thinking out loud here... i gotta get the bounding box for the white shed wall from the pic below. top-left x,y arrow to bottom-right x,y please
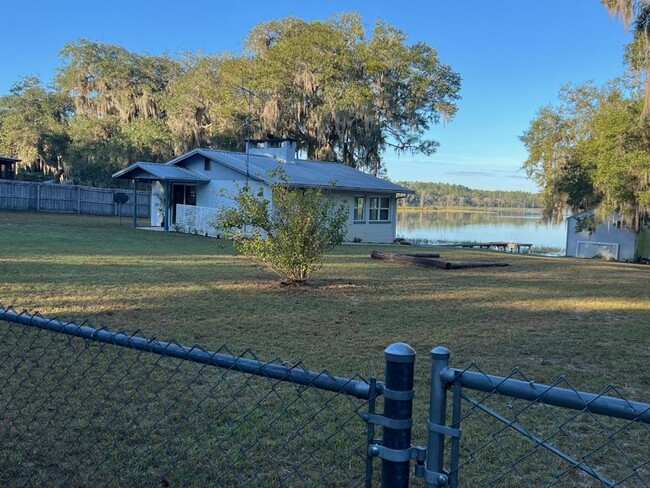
566,216 -> 637,260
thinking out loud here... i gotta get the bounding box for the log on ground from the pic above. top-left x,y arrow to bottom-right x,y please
448,261 -> 509,269
400,252 -> 440,258
371,250 -> 450,268
370,251 -> 508,270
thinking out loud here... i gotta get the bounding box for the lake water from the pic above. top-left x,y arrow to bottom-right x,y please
396,209 -> 567,251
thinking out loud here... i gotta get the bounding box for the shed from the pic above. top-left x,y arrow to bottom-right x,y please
566,213 -> 649,261
0,156 -> 20,180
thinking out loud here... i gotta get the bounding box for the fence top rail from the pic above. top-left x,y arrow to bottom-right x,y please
0,307 -> 379,400
441,366 -> 650,424
0,179 -> 150,194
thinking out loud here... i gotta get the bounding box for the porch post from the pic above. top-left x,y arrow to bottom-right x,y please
164,180 -> 170,231
132,179 -> 137,229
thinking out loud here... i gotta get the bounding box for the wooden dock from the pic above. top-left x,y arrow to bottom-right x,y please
454,241 -> 533,253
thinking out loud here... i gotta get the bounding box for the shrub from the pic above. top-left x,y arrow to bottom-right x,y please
218,181 -> 348,284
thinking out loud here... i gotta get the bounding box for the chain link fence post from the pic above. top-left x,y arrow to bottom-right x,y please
425,346 -> 452,487
380,342 -> 416,488
365,376 -> 378,488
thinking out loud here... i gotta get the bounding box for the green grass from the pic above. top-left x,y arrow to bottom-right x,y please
2,211 -> 646,383
1,211 -> 648,486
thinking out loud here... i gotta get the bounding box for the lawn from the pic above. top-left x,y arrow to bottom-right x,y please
1,210 -> 648,485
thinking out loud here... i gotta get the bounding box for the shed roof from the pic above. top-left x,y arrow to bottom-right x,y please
112,162 -> 211,182
168,148 -> 413,194
0,155 -> 20,165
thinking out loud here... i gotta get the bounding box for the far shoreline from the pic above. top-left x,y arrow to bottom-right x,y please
397,206 -> 542,213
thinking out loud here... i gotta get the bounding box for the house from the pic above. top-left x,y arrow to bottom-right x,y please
112,139 -> 413,243
0,156 -> 20,180
565,212 -> 650,261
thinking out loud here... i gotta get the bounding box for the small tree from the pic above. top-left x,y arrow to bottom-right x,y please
218,181 -> 348,284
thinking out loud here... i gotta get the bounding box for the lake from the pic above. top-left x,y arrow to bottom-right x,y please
396,209 -> 567,251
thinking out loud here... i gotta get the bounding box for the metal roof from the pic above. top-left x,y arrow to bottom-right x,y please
112,162 -> 210,182
169,148 -> 413,194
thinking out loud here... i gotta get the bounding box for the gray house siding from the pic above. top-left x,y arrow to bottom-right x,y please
134,144 -> 411,242
337,191 -> 398,243
174,190 -> 399,243
176,153 -> 266,208
171,150 -> 406,243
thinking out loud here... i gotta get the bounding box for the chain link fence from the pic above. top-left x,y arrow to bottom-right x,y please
1,307 -> 648,487
432,356 -> 650,488
0,307 -> 379,487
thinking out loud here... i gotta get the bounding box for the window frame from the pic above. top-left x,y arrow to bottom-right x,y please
368,196 -> 391,222
353,196 -> 365,222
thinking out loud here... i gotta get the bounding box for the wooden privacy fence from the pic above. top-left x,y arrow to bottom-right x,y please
0,179 -> 150,217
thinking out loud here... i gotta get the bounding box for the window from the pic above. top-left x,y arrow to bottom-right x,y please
353,196 -> 365,221
369,196 -> 390,221
204,157 -> 211,171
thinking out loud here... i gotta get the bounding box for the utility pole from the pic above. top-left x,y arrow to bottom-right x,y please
237,84 -> 256,186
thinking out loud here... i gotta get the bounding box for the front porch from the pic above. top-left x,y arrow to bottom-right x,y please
112,162 -> 209,230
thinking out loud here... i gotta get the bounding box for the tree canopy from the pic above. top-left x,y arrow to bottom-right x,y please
519,1 -> 650,231
245,14 -> 461,174
601,0 -> 650,118
0,14 -> 461,185
396,181 -> 540,209
521,81 -> 650,230
0,77 -> 71,176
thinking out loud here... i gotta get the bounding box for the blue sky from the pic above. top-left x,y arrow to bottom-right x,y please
0,0 -> 632,191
